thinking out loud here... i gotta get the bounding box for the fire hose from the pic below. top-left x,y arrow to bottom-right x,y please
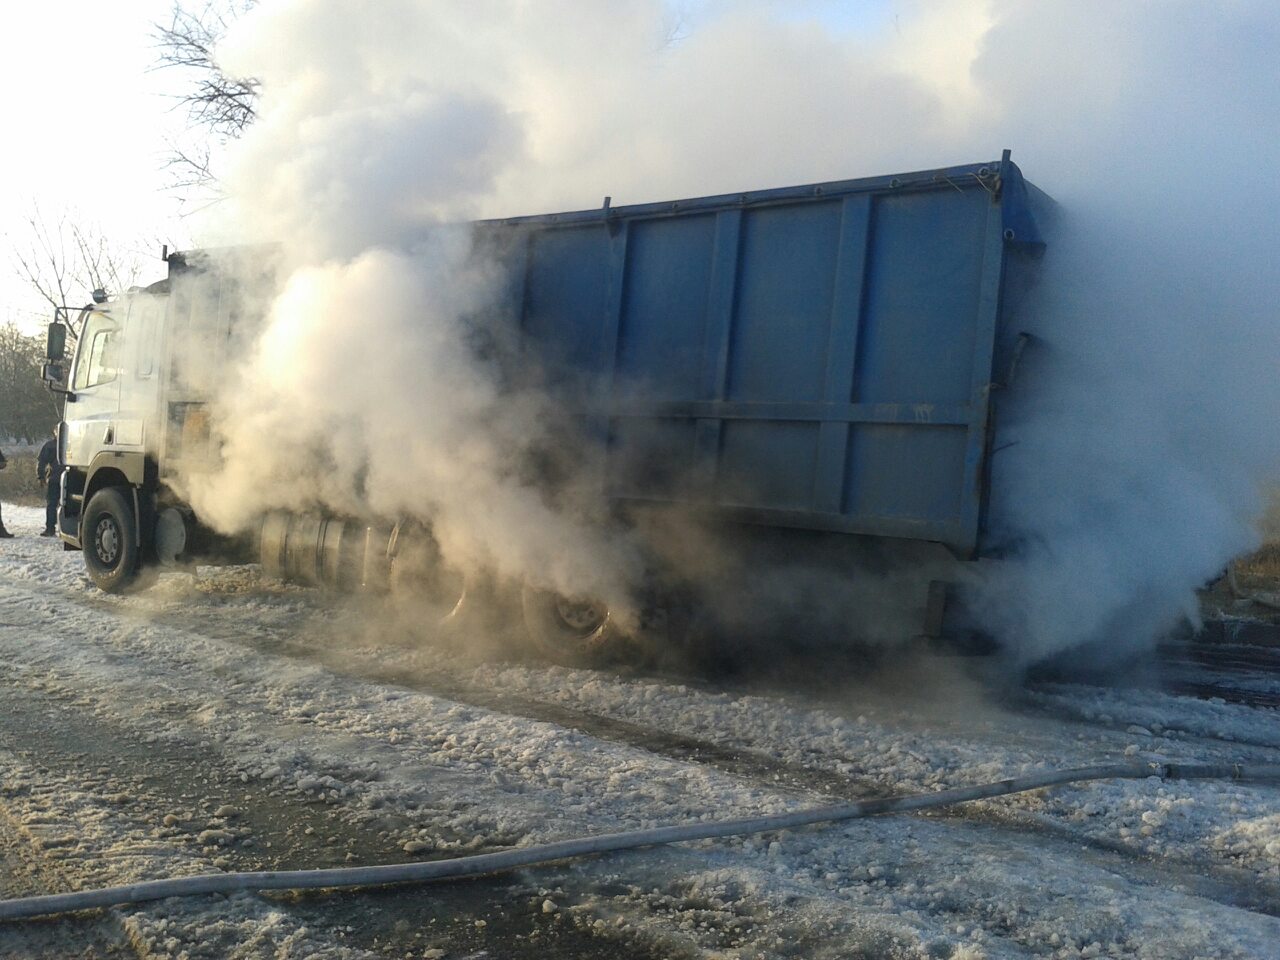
0,761 -> 1276,922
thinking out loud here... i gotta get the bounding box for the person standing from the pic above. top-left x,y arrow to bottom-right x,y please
37,429 -> 62,538
0,448 -> 12,538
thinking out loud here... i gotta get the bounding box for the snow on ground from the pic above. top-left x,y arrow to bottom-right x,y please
0,501 -> 1278,957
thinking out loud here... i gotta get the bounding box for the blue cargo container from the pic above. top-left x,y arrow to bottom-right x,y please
43,152 -> 1048,662
483,150 -> 1045,561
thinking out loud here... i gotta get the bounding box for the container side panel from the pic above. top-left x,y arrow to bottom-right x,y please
854,190 -> 989,405
605,418 -> 699,499
844,423 -> 968,522
496,161 -> 1027,552
717,420 -> 820,510
615,214 -> 716,401
812,195 -> 873,513
523,225 -> 611,386
726,202 -> 841,403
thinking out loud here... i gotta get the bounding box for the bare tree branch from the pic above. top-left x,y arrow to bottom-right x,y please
662,2 -> 692,47
0,322 -> 61,442
10,209 -> 159,340
152,1 -> 261,196
12,208 -> 74,319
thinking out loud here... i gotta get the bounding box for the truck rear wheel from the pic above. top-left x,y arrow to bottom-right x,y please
388,529 -> 468,624
83,488 -> 141,594
520,584 -> 618,666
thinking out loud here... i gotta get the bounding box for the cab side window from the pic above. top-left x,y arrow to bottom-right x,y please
73,315 -> 119,390
134,298 -> 159,378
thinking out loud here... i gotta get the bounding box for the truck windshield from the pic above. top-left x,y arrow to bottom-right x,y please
73,313 -> 119,391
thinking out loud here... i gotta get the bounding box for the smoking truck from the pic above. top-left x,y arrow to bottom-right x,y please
43,151 -> 1048,662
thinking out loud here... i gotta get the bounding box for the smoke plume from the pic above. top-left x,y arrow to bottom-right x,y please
185,0 -> 1280,663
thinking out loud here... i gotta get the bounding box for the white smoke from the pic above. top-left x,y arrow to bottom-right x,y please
184,236 -> 646,618
187,0 -> 1280,663
962,1 -> 1280,664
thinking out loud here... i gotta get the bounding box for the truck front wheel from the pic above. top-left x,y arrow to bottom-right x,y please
83,488 -> 140,593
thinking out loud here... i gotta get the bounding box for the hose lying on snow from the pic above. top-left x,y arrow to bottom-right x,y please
1,761 -> 1276,922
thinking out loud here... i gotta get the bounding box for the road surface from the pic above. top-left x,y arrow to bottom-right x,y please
0,505 -> 1277,958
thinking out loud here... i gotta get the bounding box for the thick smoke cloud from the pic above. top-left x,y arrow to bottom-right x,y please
188,0 -> 1280,663
184,237 -> 646,619
964,2 -> 1280,663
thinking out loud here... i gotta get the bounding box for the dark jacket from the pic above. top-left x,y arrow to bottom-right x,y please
37,439 -> 60,485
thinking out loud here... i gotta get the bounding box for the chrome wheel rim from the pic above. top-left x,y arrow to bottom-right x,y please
95,516 -> 120,567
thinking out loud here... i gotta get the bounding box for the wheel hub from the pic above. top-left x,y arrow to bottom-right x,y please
95,517 -> 120,566
554,596 -> 607,633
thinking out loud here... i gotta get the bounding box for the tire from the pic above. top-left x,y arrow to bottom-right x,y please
82,488 -> 141,594
520,583 -> 619,667
388,529 -> 468,625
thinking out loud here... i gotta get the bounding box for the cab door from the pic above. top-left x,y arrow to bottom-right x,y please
64,310 -> 122,468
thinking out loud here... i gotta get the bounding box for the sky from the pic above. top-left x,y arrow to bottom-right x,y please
0,0 -> 894,335
0,1 -> 195,332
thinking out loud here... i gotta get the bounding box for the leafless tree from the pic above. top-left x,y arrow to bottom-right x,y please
152,1 -> 261,201
0,323 -> 60,443
11,209 -> 77,330
10,207 -> 156,341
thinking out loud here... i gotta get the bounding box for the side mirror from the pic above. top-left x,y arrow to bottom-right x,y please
42,361 -> 66,384
47,322 -> 67,361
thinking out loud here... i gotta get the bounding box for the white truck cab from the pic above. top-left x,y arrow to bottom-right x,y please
43,254 -> 254,592
62,291 -> 165,471
45,283 -> 172,589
